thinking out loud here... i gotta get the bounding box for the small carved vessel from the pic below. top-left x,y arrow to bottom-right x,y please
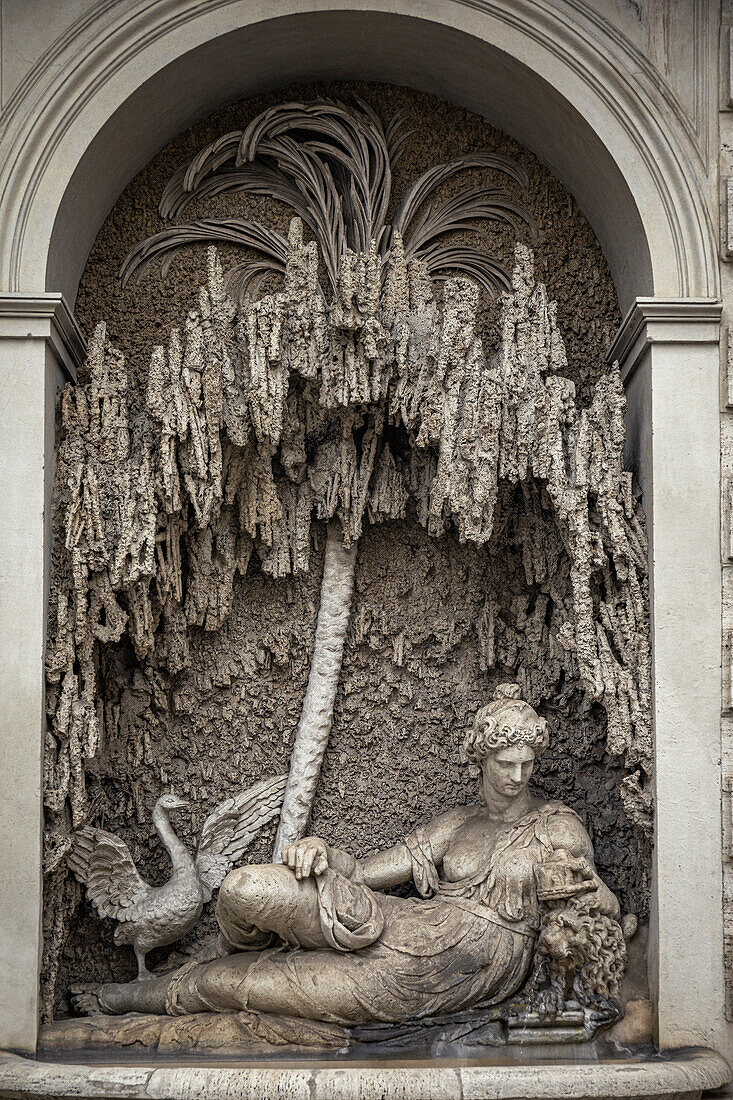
68,775 -> 287,979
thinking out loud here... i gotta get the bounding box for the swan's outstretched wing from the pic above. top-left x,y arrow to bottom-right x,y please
195,774 -> 287,899
68,827 -> 150,921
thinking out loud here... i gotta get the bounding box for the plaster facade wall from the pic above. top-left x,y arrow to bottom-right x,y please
717,3 -> 733,1032
0,0 -> 730,1070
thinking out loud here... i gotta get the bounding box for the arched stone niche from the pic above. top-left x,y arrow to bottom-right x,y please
51,78 -> 641,1005
0,0 -> 725,1077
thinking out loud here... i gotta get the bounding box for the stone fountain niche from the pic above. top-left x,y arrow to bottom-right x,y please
29,82 -> 719,1098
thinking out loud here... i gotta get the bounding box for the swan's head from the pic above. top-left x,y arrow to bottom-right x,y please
156,793 -> 189,814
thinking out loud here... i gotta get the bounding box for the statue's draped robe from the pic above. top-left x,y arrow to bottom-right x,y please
167,802 -> 583,1023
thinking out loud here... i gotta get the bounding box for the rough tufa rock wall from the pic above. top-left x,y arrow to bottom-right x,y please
46,85 -> 648,1018
47,237 -> 650,1015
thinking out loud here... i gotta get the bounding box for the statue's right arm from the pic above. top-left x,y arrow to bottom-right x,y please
349,843 -> 413,889
280,834 -> 414,887
350,806 -> 470,890
282,808 -> 468,888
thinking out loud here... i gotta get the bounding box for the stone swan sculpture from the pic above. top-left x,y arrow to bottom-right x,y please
68,775 -> 287,980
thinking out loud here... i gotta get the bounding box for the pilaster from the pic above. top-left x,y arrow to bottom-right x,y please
609,296 -> 725,1050
0,295 -> 83,1052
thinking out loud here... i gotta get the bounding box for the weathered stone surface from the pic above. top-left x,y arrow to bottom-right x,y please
39,1011 -> 347,1054
60,688 -> 629,1041
44,88 -> 649,1026
0,1048 -> 729,1100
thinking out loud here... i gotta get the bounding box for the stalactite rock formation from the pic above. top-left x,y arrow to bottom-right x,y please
44,225 -> 651,1018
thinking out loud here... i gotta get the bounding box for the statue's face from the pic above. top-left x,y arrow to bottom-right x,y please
481,743 -> 536,800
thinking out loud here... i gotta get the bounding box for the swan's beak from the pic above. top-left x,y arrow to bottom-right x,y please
170,797 -> 189,810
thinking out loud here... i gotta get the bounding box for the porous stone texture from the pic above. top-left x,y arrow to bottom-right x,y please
45,83 -> 649,1022
74,82 -> 619,401
0,1048 -> 729,1100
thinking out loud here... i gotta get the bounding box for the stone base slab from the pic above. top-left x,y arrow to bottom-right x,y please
0,1045 -> 729,1099
37,1004 -> 636,1056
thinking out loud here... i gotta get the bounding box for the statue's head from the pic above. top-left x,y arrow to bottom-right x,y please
463,683 -> 549,802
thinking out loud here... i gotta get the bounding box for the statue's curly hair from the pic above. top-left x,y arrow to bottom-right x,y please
462,683 -> 550,764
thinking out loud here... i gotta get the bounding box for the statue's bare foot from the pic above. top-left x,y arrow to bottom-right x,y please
69,985 -> 105,1017
70,980 -> 144,1016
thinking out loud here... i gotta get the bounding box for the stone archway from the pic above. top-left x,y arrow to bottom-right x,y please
0,0 -> 724,1059
0,2 -> 720,306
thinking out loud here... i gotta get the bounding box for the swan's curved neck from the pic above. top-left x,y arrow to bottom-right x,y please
152,806 -> 190,868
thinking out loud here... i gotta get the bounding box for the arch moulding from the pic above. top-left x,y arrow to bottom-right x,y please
0,0 -> 721,311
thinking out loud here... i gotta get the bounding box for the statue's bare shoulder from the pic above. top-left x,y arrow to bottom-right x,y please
421,803 -> 483,853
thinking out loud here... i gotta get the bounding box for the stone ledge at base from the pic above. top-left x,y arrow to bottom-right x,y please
0,1046 -> 729,1100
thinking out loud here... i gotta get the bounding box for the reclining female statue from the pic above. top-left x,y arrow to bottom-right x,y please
79,684 -> 620,1022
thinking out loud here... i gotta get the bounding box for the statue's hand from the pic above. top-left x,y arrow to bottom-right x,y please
563,854 -> 604,907
566,855 -> 596,886
566,855 -> 620,917
281,837 -> 330,879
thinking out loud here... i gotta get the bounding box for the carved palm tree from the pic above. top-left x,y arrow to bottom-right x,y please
122,99 -> 532,299
121,99 -> 536,857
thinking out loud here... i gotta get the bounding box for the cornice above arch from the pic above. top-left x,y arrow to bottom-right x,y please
0,0 -> 720,310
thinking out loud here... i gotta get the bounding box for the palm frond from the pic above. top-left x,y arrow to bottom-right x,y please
159,162 -> 190,220
385,109 -> 414,169
183,131 -> 243,195
418,244 -> 513,297
392,152 -> 531,239
224,260 -> 288,306
236,100 -> 333,162
157,131 -> 244,218
257,136 -> 345,289
122,101 -> 534,303
159,132 -> 247,219
403,188 -> 537,259
160,164 -> 307,222
120,219 -> 288,287
351,96 -> 392,241
237,100 -> 392,259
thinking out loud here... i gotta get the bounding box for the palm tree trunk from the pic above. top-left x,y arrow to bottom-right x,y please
273,523 -> 357,859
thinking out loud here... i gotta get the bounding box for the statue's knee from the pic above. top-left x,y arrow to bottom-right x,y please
217,864 -> 290,921
219,865 -> 260,914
